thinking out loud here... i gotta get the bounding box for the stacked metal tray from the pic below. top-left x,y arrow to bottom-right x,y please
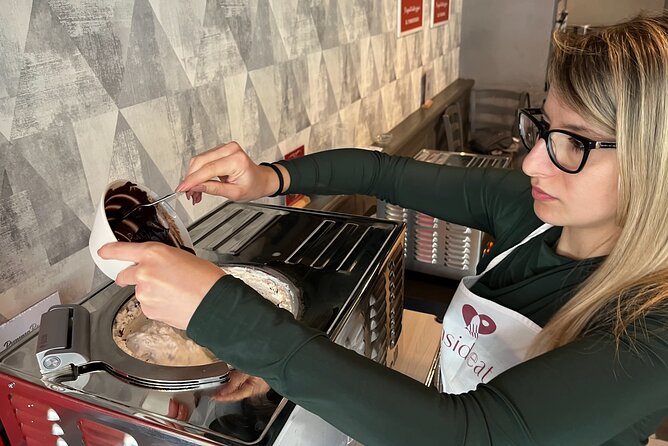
377,149 -> 511,280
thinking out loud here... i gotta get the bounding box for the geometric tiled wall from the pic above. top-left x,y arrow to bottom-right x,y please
0,0 -> 461,320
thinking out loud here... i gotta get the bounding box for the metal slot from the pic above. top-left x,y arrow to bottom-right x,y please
370,313 -> 386,333
444,243 -> 471,253
391,303 -> 404,327
210,211 -> 263,251
390,274 -> 405,299
414,246 -> 437,255
414,230 -> 438,239
376,347 -> 388,365
370,324 -> 387,345
296,223 -> 344,267
444,258 -> 470,268
414,255 -> 436,264
444,248 -> 470,258
444,224 -> 472,234
390,288 -> 404,317
191,208 -> 243,244
389,248 -> 404,270
474,158 -> 492,168
383,203 -> 406,222
369,277 -> 386,306
310,223 -> 360,269
444,247 -> 470,257
198,209 -> 256,250
443,238 -> 471,251
444,250 -> 471,259
444,234 -> 471,242
370,298 -> 387,322
444,240 -> 470,249
336,227 -> 374,272
214,212 -> 278,255
285,220 -> 336,264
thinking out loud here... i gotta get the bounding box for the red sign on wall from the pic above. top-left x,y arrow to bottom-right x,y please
284,145 -> 305,207
432,0 -> 450,27
398,0 -> 424,37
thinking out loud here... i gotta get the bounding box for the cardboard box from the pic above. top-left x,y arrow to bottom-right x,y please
0,291 -> 61,352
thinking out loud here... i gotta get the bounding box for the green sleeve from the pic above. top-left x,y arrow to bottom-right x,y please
188,276 -> 668,446
277,149 -> 538,237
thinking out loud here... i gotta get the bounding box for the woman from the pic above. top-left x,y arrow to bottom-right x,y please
99,13 -> 668,445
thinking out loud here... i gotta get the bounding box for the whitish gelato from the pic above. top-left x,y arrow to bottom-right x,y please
222,266 -> 297,316
112,298 -> 216,366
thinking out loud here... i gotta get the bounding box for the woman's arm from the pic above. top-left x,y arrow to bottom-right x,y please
188,276 -> 668,446
176,144 -> 536,238
279,149 -> 535,236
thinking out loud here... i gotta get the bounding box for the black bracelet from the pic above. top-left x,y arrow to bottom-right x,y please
259,162 -> 284,197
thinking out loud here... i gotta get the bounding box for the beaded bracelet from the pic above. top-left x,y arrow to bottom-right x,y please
259,162 -> 284,197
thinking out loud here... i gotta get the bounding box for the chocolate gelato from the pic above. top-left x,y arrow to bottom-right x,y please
104,182 -> 193,254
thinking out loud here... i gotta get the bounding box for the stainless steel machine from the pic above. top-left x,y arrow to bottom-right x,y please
0,201 -> 405,446
377,149 -> 511,280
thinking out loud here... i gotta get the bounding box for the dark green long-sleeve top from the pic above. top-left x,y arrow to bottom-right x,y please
187,149 -> 668,446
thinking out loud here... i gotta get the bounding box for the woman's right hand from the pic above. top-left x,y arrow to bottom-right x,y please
175,142 -> 288,204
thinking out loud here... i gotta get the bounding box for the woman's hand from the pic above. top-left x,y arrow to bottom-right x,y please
176,141 -> 289,204
211,370 -> 271,402
97,242 -> 225,330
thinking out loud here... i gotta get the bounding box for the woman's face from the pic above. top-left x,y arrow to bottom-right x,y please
521,90 -> 619,231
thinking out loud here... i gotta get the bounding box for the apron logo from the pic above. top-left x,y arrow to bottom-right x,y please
462,304 -> 496,338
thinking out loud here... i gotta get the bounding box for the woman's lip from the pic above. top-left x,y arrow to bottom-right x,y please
531,186 -> 556,201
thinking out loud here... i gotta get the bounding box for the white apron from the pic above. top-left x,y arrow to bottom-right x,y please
439,223 -> 552,394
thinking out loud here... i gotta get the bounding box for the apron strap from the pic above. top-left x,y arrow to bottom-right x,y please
480,223 -> 553,275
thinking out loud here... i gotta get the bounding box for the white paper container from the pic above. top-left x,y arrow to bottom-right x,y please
89,180 -> 193,281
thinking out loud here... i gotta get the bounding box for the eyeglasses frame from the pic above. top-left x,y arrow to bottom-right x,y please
518,107 -> 617,173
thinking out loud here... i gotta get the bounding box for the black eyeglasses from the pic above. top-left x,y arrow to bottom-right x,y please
518,108 -> 616,173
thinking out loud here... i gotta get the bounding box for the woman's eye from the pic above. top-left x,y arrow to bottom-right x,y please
567,137 -> 586,152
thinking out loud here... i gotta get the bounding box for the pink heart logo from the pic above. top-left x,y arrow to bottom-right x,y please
462,304 -> 496,338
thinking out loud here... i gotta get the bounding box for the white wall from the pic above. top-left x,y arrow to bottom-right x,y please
459,0 -> 556,103
568,0 -> 665,26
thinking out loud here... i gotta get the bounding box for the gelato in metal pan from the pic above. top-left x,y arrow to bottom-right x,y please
112,265 -> 299,367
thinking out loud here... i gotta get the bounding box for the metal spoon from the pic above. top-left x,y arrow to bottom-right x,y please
121,192 -> 180,219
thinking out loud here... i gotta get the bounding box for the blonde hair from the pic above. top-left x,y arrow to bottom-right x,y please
531,12 -> 668,354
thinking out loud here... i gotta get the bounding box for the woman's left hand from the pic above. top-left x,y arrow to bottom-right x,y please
97,242 -> 225,330
211,370 -> 271,402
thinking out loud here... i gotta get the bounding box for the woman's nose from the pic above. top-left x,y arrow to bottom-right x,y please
522,138 -> 557,177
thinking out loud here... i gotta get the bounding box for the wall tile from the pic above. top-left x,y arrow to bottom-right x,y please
0,0 -> 461,319
270,0 -> 321,58
73,109 -> 119,208
48,0 -> 134,101
12,0 -> 117,140
0,1 -> 32,139
149,0 -> 207,86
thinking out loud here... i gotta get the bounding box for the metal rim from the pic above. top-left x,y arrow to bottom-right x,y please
89,263 -> 302,390
91,290 -> 229,389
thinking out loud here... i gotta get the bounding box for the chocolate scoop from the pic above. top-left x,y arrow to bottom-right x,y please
105,182 -> 194,254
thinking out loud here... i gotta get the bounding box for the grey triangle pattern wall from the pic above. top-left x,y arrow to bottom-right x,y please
0,0 -> 461,320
